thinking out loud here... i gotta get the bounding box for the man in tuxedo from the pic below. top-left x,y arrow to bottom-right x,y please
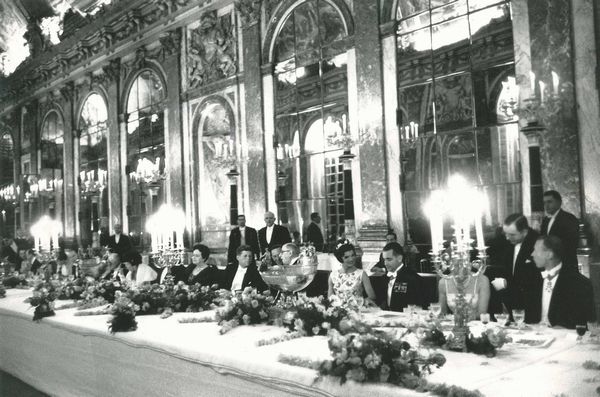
540,190 -> 579,271
106,224 -> 132,257
227,214 -> 259,264
305,212 -> 324,252
258,211 -> 291,254
530,235 -> 595,328
490,214 -> 541,322
373,242 -> 426,311
223,245 -> 268,292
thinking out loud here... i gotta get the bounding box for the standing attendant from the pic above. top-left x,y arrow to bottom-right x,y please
258,211 -> 291,254
490,214 -> 541,322
227,214 -> 260,264
305,212 -> 324,252
106,224 -> 132,257
540,190 -> 579,271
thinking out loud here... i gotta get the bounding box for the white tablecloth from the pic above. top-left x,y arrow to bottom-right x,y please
0,289 -> 598,397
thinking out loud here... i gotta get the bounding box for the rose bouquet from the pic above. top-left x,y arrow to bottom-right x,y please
274,295 -> 353,337
126,283 -> 169,315
186,283 -> 220,312
107,292 -> 139,333
80,280 -> 123,303
215,287 -> 275,334
462,323 -> 512,357
25,280 -> 59,321
56,277 -> 86,300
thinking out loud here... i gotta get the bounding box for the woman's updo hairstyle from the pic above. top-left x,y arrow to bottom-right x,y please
333,239 -> 355,263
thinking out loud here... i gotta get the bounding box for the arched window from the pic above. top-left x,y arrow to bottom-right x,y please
0,133 -> 15,237
78,93 -> 108,248
396,0 -> 521,257
40,111 -> 64,220
125,70 -> 166,248
273,0 -> 349,251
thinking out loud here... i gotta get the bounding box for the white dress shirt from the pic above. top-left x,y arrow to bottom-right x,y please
114,234 -> 121,244
546,210 -> 560,234
231,266 -> 248,291
266,225 -> 274,244
541,264 -> 562,324
387,264 -> 404,306
512,242 -> 522,275
239,227 -> 246,245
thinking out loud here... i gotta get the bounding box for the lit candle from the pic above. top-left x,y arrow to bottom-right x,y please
551,71 -> 559,95
539,81 -> 546,103
432,102 -> 437,135
414,123 -> 419,138
529,71 -> 536,93
475,215 -> 484,249
409,121 -> 415,139
404,126 -> 410,140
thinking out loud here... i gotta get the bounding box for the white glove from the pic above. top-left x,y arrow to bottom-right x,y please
491,278 -> 507,291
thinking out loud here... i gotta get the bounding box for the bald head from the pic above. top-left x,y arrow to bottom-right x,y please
264,212 -> 275,227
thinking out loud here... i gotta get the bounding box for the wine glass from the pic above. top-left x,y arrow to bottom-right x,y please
480,313 -> 490,324
496,312 -> 509,326
576,324 -> 587,343
513,309 -> 525,330
429,303 -> 441,319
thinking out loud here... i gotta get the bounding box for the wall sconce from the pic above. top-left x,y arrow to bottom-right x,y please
0,184 -> 18,203
80,168 -> 107,193
515,70 -> 568,127
129,157 -> 165,184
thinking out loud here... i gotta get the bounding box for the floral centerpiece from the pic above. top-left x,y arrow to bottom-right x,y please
25,281 -> 58,321
320,325 -> 446,388
2,272 -> 29,288
215,287 -> 275,334
108,292 -> 139,333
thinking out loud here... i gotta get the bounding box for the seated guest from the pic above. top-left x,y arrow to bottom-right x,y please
1,238 -> 22,270
371,230 -> 398,275
374,242 -> 426,311
438,268 -> 490,321
328,241 -> 376,306
120,251 -> 154,287
279,243 -> 301,266
223,245 -> 268,292
98,252 -> 121,280
25,249 -> 43,275
530,235 -> 596,328
187,244 -> 220,286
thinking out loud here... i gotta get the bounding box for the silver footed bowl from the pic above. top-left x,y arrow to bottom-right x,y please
260,263 -> 318,293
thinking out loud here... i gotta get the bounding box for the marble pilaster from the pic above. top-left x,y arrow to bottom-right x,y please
104,62 -> 122,231
381,33 -> 404,240
352,0 -> 387,229
241,21 -> 267,224
59,83 -> 76,242
572,0 -> 600,251
510,0 -> 534,218
528,0 -> 581,216
162,30 -> 185,211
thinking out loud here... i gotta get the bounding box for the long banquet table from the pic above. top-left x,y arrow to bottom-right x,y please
1,288 -> 599,397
